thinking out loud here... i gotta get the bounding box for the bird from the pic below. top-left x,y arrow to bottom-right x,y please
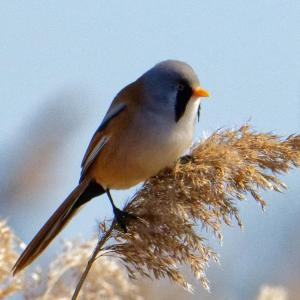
12,60 -> 209,275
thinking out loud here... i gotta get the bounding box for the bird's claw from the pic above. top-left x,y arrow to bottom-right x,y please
179,154 -> 195,164
113,207 -> 137,233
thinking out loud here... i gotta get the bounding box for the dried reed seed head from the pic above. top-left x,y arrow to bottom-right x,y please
0,220 -> 24,299
98,125 -> 300,291
0,223 -> 142,299
256,285 -> 288,300
31,240 -> 143,300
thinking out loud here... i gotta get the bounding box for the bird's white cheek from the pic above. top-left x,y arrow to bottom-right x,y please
181,99 -> 200,124
192,98 -> 201,108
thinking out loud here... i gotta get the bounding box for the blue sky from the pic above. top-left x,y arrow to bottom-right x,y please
1,1 -> 299,299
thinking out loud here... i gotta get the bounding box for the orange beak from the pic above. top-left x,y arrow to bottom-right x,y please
193,87 -> 210,98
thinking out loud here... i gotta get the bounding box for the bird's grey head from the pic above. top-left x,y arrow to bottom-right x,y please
140,60 -> 204,122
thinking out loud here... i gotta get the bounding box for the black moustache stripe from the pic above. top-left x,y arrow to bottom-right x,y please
175,85 -> 193,122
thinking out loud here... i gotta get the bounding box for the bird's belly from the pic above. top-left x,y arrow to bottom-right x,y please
91,124 -> 193,190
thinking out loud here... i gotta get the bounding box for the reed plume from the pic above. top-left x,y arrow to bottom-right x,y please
72,125 -> 300,298
0,220 -> 24,299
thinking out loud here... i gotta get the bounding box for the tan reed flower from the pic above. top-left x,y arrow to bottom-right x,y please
0,220 -> 24,299
256,285 -> 288,300
89,125 -> 300,293
30,240 -> 143,300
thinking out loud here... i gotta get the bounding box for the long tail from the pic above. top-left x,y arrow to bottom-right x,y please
12,179 -> 105,275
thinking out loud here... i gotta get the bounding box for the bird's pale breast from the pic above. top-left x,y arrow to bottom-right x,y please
90,100 -> 198,189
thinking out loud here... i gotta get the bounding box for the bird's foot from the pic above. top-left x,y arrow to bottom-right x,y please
179,154 -> 195,164
113,207 -> 137,233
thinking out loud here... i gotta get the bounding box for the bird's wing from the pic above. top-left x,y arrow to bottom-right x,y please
80,101 -> 127,178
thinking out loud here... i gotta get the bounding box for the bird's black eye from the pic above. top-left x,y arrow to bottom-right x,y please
177,83 -> 185,91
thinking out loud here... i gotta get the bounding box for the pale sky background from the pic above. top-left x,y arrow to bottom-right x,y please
0,1 -> 300,300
